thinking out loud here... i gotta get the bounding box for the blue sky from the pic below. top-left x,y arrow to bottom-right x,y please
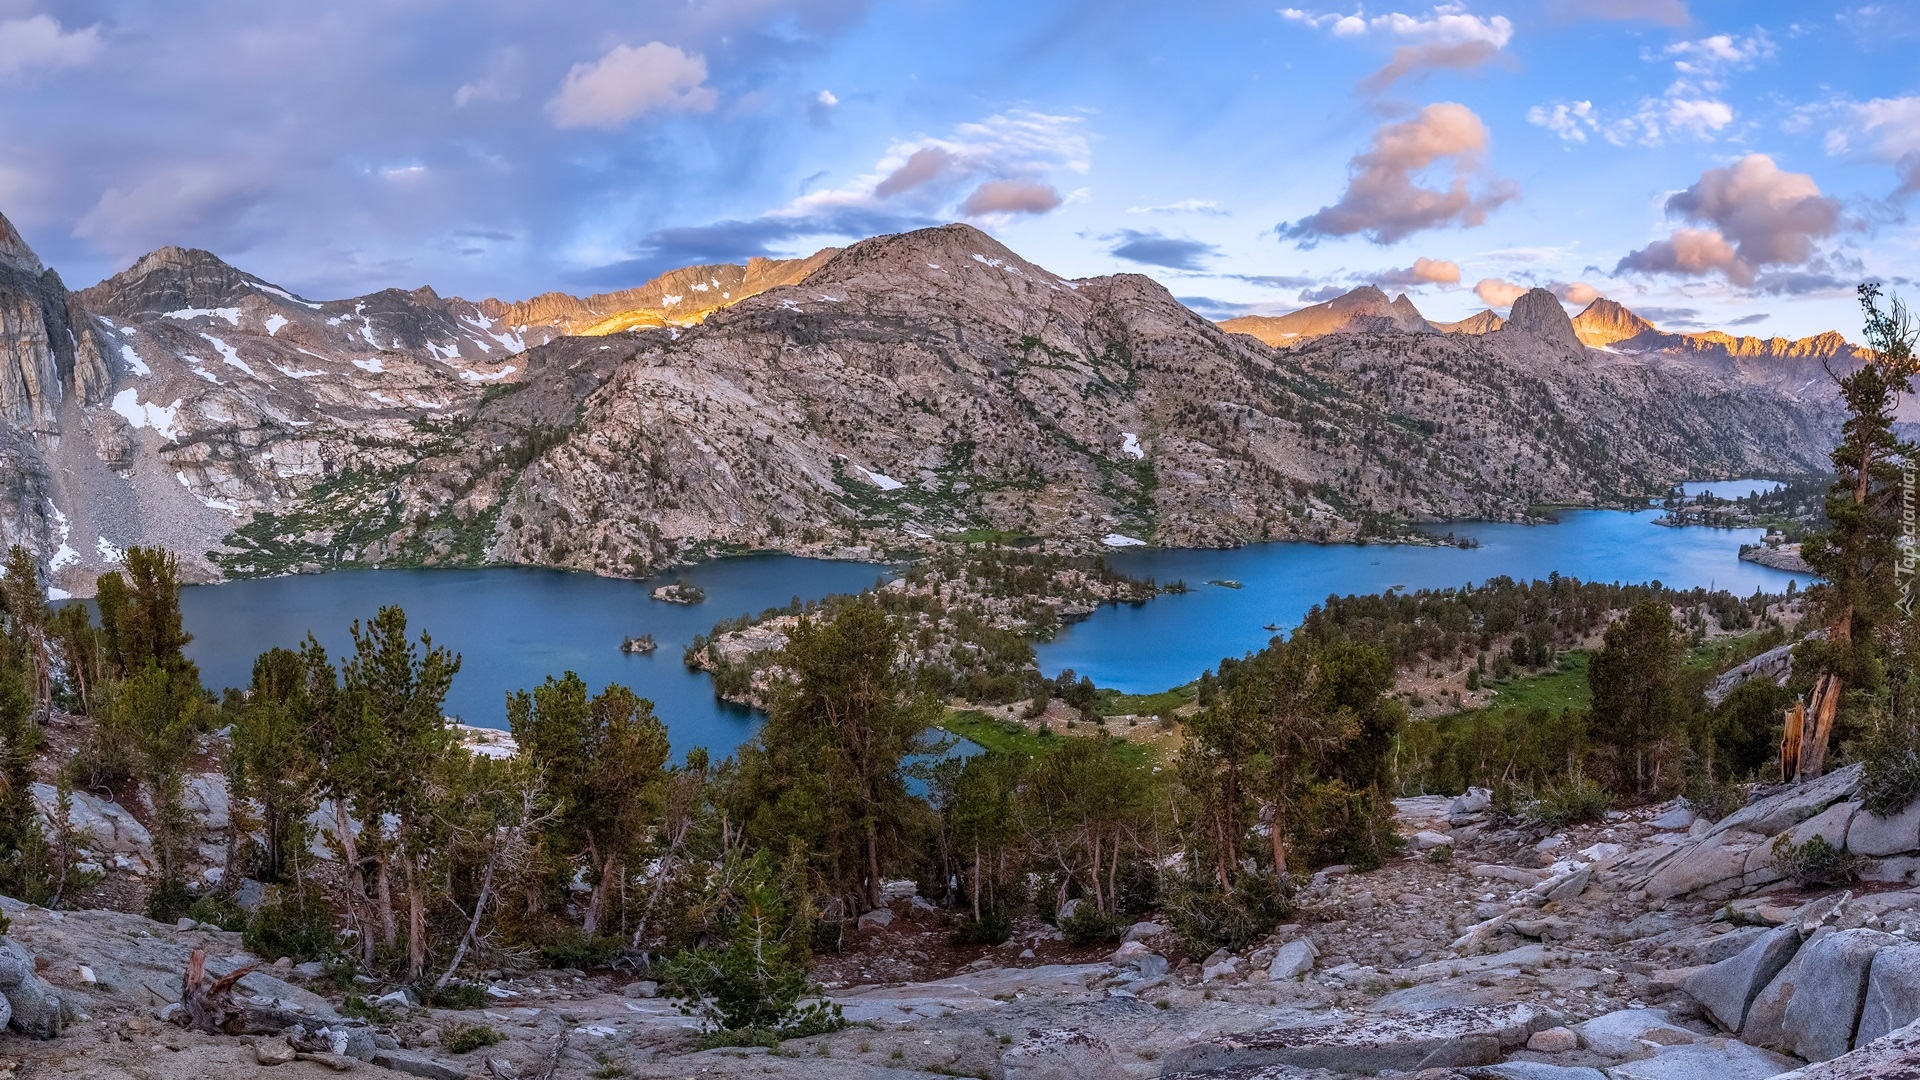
1,0 -> 1915,338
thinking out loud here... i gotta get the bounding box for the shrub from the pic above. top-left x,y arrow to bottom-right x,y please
541,929 -> 625,971
244,885 -> 339,963
145,878 -> 194,924
1163,870 -> 1293,957
1859,706 -> 1920,818
186,894 -> 248,932
1059,902 -> 1124,947
948,911 -> 1012,947
1685,776 -> 1748,824
421,981 -> 488,1010
1528,774 -> 1611,830
441,1021 -> 504,1054
1769,834 -> 1869,887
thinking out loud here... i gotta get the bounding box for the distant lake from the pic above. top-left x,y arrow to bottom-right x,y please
179,494 -> 1811,749
1034,507 -> 1809,695
1682,478 -> 1785,499
182,556 -> 890,756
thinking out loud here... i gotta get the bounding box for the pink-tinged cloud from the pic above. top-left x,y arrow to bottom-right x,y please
1545,0 -> 1689,27
1282,103 -> 1519,245
547,42 -> 716,129
1554,281 -> 1601,305
874,147 -> 957,198
1378,256 -> 1461,286
1359,40 -> 1505,93
959,179 -> 1062,216
1474,278 -> 1528,307
1614,154 -> 1840,287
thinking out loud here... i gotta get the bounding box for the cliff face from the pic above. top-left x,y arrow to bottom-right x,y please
1571,297 -> 1657,348
1499,288 -> 1584,355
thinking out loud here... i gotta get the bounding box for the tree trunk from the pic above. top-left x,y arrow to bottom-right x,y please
584,851 -> 618,937
375,852 -> 398,949
866,821 -> 882,910
1800,671 -> 1844,780
1781,700 -> 1806,781
403,854 -> 426,982
971,846 -> 982,921
1269,802 -> 1290,887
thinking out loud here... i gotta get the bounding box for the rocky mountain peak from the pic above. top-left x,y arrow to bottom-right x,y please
1500,288 -> 1584,352
1435,309 -> 1505,335
78,244 -> 294,319
1218,284 -> 1437,345
1572,297 -> 1656,348
0,210 -> 44,275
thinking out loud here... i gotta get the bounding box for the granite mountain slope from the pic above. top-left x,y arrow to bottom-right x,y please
0,214 -> 1854,592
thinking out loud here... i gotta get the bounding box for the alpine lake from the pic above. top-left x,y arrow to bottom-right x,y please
180,480 -> 1804,757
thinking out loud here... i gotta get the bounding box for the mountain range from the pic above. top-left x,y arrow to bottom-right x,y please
0,209 -> 1859,595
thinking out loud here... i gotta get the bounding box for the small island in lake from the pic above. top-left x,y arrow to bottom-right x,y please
652,580 -> 707,605
622,633 -> 658,654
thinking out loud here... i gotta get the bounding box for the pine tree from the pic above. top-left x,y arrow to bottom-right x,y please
1587,600 -> 1684,798
733,600 -> 937,911
507,673 -> 670,937
1796,285 -> 1920,779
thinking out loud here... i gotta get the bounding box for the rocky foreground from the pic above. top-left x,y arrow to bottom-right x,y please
9,766 -> 1920,1078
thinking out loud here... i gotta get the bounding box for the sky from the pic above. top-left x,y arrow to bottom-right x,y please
1,0 -> 1917,339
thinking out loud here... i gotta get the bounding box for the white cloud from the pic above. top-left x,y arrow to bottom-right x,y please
0,15 -> 102,79
1473,278 -> 1528,307
1528,100 -> 1596,143
1281,102 -> 1519,244
816,89 -> 839,107
1616,154 -> 1842,287
546,42 -> 717,129
1281,6 -> 1514,91
1126,199 -> 1226,214
1825,96 -> 1920,195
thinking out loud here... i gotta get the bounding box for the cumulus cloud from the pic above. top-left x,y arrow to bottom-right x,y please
959,179 -> 1062,216
1299,284 -> 1349,303
453,47 -> 525,107
0,15 -> 102,79
1615,154 -> 1841,287
1528,30 -> 1762,147
1554,281 -> 1601,306
1375,256 -> 1461,286
546,42 -> 717,129
1473,277 -> 1528,307
1543,0 -> 1689,26
1282,6 -> 1514,92
1280,102 -> 1518,245
1107,230 -> 1218,270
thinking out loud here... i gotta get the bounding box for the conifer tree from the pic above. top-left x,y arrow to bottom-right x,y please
1796,285 -> 1919,778
1587,600 -> 1685,797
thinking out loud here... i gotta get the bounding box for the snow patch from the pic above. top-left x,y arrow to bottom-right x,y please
164,307 -> 242,325
46,587 -> 70,601
1103,533 -> 1147,547
176,471 -> 242,513
971,253 -> 1003,268
368,391 -> 398,405
95,537 -> 125,564
263,314 -> 289,336
199,334 -> 255,375
851,464 -> 905,491
111,389 -> 183,440
426,340 -> 461,362
47,504 -> 78,571
458,366 -> 515,383
352,357 -> 385,373
272,364 -> 325,379
247,281 -> 320,308
1120,432 -> 1144,459
117,344 -> 150,377
926,263 -> 941,269
662,293 -> 682,305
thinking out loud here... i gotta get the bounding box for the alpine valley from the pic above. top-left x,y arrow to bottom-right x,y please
0,209 -> 1864,595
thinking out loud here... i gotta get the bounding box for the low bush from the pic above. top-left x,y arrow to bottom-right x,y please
1163,870 -> 1293,957
948,911 -> 1012,947
1769,834 -> 1869,887
243,885 -> 339,963
1059,902 -> 1124,947
441,1021 -> 504,1054
1527,774 -> 1611,830
421,981 -> 488,1010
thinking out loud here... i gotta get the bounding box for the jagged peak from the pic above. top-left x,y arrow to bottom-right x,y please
1500,288 -> 1583,352
0,209 -> 45,275
1436,309 -> 1505,334
1572,297 -> 1656,347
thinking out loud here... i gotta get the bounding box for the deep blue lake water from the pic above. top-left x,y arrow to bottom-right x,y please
1033,508 -> 1810,695
179,499 -> 1811,749
182,556 -> 890,756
